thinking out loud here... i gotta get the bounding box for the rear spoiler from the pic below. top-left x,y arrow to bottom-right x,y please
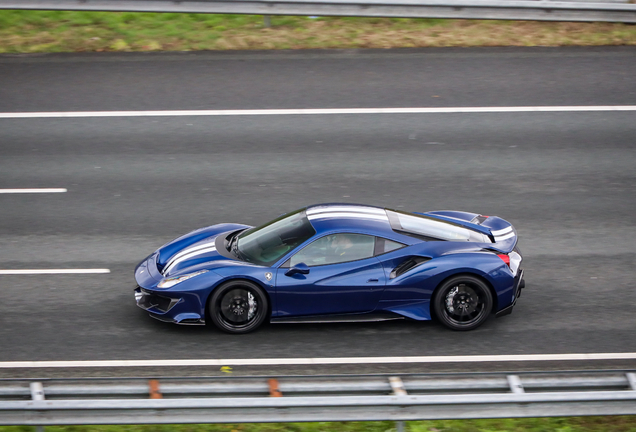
478,215 -> 518,253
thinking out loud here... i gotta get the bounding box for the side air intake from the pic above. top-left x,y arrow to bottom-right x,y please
390,256 -> 431,279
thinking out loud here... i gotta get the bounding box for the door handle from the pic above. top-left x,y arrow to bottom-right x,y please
367,278 -> 379,283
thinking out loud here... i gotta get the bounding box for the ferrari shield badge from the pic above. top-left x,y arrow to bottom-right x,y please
265,272 -> 273,281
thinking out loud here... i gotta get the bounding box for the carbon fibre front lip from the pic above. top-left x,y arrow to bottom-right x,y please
148,312 -> 205,325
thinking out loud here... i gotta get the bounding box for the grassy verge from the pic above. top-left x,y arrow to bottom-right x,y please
3,417 -> 636,432
1,10 -> 636,53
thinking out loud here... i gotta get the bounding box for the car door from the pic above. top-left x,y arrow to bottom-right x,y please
275,233 -> 386,317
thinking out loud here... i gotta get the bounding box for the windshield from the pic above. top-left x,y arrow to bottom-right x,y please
236,209 -> 316,266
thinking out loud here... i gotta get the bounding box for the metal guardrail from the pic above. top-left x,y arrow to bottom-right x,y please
1,0 -> 636,23
1,370 -> 636,424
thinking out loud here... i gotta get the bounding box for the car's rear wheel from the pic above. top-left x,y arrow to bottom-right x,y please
432,275 -> 493,331
209,280 -> 268,334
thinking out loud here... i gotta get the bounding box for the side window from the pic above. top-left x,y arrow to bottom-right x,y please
289,233 -> 376,267
374,237 -> 406,255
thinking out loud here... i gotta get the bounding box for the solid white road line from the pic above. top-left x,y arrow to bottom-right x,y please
0,269 -> 110,275
1,106 -> 636,119
1,353 -> 636,368
0,188 -> 67,193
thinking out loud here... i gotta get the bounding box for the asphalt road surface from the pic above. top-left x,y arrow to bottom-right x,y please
1,47 -> 635,377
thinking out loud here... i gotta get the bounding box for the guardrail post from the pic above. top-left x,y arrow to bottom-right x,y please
268,379 -> 282,397
507,375 -> 525,394
389,377 -> 407,432
263,16 -> 271,28
627,373 -> 636,391
30,382 -> 45,432
149,379 -> 162,399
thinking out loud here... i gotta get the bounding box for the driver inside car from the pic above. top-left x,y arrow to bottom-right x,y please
330,235 -> 354,258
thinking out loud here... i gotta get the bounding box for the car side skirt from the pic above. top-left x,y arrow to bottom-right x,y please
270,312 -> 405,324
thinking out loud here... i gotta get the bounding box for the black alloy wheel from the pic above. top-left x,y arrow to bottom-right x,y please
209,280 -> 269,334
432,275 -> 493,331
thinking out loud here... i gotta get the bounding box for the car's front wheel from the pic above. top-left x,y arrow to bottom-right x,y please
432,275 -> 493,331
209,280 -> 268,334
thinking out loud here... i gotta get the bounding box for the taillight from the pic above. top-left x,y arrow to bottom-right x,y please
497,253 -> 510,267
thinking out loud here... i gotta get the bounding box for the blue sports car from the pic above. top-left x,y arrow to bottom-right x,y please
134,204 -> 524,333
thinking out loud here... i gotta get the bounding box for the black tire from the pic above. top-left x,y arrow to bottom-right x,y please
209,280 -> 269,334
432,275 -> 493,331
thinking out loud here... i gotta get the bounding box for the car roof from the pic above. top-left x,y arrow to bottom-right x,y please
305,203 -> 396,237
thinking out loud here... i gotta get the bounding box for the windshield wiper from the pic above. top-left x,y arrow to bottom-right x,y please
228,234 -> 242,258
227,233 -> 237,253
232,237 -> 240,257
228,233 -> 251,262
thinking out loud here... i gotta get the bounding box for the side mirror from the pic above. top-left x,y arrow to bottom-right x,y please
285,262 -> 310,276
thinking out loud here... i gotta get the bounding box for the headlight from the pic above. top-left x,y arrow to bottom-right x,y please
157,270 -> 208,288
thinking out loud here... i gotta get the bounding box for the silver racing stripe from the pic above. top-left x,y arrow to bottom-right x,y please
494,232 -> 516,241
307,206 -> 386,216
307,212 -> 389,222
491,226 -> 513,236
164,242 -> 216,270
163,246 -> 217,274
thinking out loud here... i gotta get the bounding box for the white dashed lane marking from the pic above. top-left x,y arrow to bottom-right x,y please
0,188 -> 67,193
0,269 -> 111,275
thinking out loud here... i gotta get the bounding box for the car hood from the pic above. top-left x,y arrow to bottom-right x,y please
156,223 -> 250,277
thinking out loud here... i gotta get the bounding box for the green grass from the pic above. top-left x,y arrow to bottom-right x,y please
1,10 -> 636,53
3,417 -> 636,432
